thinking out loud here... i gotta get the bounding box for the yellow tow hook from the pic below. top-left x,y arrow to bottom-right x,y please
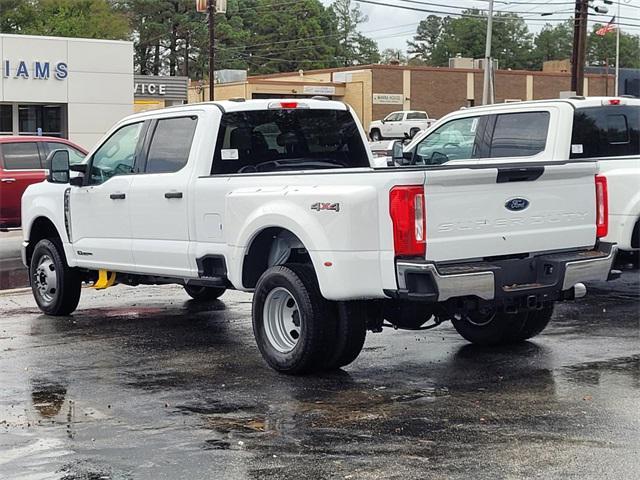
93,270 -> 117,290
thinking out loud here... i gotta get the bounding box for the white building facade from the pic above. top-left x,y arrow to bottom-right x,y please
0,34 -> 133,149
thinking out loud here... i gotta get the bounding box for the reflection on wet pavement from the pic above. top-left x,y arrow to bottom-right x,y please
0,273 -> 638,479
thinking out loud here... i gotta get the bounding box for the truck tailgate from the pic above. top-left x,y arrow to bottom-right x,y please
424,162 -> 598,262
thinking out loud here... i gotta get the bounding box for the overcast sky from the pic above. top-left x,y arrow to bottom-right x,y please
320,1 -> 640,53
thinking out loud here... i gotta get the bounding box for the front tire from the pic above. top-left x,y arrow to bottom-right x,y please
252,264 -> 336,374
30,239 -> 81,316
184,285 -> 226,301
370,129 -> 382,141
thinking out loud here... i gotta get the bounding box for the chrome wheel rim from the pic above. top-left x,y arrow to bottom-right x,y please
263,287 -> 301,353
33,254 -> 58,305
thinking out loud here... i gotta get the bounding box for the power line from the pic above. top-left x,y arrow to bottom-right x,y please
355,0 -> 640,29
376,0 -> 640,23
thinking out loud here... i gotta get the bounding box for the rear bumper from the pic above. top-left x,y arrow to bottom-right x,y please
389,242 -> 617,303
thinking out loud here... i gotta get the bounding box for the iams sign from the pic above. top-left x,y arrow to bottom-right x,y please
3,60 -> 68,80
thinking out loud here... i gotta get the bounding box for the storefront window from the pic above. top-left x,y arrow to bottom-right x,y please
18,105 -> 64,137
0,105 -> 12,135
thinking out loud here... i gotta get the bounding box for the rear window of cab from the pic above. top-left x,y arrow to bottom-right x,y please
570,106 -> 640,159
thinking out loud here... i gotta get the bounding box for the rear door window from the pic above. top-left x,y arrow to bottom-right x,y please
144,116 -> 197,174
570,106 -> 640,158
0,142 -> 42,170
489,111 -> 549,158
212,108 -> 369,174
407,112 -> 427,120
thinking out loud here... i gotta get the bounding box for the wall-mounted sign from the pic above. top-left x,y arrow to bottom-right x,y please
134,75 -> 189,101
303,85 -> 336,95
373,93 -> 403,105
3,60 -> 68,80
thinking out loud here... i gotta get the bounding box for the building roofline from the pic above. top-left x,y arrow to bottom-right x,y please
249,63 -> 613,79
0,33 -> 132,46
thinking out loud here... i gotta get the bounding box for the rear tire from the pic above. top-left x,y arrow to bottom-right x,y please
516,305 -> 554,341
252,264 -> 336,374
326,302 -> 367,369
409,127 -> 420,138
30,239 -> 81,316
452,305 -> 554,346
184,285 -> 226,301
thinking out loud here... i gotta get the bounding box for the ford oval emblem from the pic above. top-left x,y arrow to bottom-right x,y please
505,198 -> 530,211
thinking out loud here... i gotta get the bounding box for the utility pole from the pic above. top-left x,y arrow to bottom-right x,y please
208,0 -> 215,101
614,0 -> 620,96
571,0 -> 588,95
482,0 -> 494,105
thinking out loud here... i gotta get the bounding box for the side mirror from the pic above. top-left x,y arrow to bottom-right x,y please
391,140 -> 404,164
47,150 -> 70,184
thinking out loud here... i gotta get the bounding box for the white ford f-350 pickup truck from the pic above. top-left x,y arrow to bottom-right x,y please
22,98 -> 617,374
400,97 -> 639,255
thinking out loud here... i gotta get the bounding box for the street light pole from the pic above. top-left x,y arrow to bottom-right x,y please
482,0 -> 494,105
208,0 -> 215,101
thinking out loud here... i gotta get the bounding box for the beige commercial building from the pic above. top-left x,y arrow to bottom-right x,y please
189,64 -> 614,127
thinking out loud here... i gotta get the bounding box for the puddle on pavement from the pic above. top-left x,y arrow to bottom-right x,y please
31,381 -> 67,418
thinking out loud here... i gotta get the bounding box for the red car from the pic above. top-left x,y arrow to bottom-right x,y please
0,136 -> 87,229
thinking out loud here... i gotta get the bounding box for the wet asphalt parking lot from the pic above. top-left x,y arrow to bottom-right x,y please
0,268 -> 638,479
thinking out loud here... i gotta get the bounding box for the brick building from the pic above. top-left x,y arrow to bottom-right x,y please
188,64 -> 614,128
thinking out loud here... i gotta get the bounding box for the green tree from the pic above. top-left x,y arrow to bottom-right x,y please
531,21 -> 573,69
0,0 -> 37,33
229,0 -> 340,74
0,0 -> 130,40
587,24 -> 640,69
425,10 -> 534,70
331,0 -> 379,66
407,15 -> 442,65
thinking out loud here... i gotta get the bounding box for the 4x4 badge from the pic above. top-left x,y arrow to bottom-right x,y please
311,202 -> 340,212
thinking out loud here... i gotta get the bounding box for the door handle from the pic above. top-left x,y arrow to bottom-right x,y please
164,192 -> 183,199
496,167 -> 545,183
1,178 -> 16,183
109,193 -> 126,200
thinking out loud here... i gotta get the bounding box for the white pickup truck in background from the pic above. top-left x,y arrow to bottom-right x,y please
22,98 -> 617,374
399,97 -> 640,256
368,110 -> 436,141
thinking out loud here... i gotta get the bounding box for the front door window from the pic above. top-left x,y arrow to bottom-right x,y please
89,122 -> 143,185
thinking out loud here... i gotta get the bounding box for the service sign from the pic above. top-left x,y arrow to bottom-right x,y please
134,75 -> 189,101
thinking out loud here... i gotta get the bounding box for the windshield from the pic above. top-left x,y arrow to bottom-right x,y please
212,108 -> 370,174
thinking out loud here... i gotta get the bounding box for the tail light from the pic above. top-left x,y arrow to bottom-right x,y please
389,185 -> 426,256
595,175 -> 608,238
